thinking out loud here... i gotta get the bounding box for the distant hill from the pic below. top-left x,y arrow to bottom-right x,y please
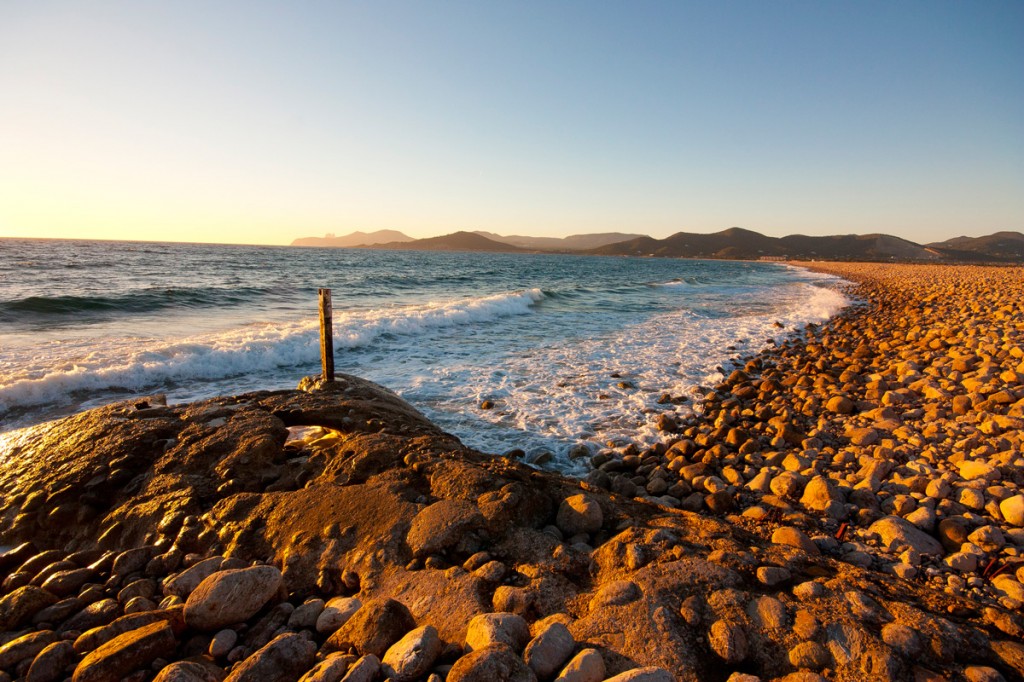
471,231 -> 647,251
589,227 -> 947,262
291,230 -> 413,247
927,231 -> 1024,262
371,231 -> 527,253
291,227 -> 1024,262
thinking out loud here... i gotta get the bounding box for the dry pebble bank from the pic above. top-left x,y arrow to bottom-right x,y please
608,264 -> 1024,606
1,263 -> 1023,682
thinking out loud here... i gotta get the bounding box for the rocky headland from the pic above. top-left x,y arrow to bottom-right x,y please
1,263 -> 1023,682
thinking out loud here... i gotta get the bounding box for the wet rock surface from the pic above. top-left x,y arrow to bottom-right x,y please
1,264 -> 1024,681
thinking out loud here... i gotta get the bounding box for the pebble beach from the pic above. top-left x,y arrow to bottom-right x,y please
2,262 -> 1024,682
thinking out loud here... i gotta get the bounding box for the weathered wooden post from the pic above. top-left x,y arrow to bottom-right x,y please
318,288 -> 335,383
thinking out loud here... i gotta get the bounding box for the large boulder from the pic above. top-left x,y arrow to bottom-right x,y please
406,500 -> 486,557
72,621 -> 176,682
464,613 -> 531,652
324,598 -> 416,658
223,633 -> 316,682
184,566 -> 283,631
381,625 -> 442,682
555,495 -> 603,536
868,516 -> 943,555
448,644 -> 537,682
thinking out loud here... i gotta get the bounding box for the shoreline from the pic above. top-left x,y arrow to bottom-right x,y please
1,263 -> 1023,680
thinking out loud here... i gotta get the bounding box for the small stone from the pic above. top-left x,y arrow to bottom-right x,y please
601,669 -> 674,682
945,552 -> 978,573
71,621 -> 176,682
556,495 -> 603,535
969,525 -> 1005,552
334,655 -> 379,682
959,488 -> 986,510
209,629 -> 238,658
492,586 -> 534,616
847,427 -> 879,446
406,500 -> 485,557
473,561 -> 506,583
958,461 -> 999,481
0,630 -> 59,671
0,586 -> 59,630
447,643 -> 536,682
925,477 -> 952,500
881,623 -> 921,657
296,653 -> 355,682
771,527 -> 820,555
324,598 -> 416,658
993,576 -> 1024,602
316,596 -> 362,633
25,640 -> 77,682
868,516 -> 943,555
757,566 -> 791,587
826,396 -> 854,414
788,641 -> 831,670
748,596 -> 788,630
465,613 -> 530,653
708,620 -> 747,664
287,598 -> 325,629
844,590 -> 891,624
111,547 -> 153,576
73,611 -> 168,654
678,596 -> 703,627
964,666 -> 1007,682
792,581 -> 824,600
554,648 -> 605,682
938,518 -> 970,553
523,622 -> 575,679
41,569 -> 96,598
152,660 -> 224,682
223,633 -> 316,682
163,557 -> 225,599
1000,495 -> 1024,527
62,598 -> 120,634
381,625 -> 441,682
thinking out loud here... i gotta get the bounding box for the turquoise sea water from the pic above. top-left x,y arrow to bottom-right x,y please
0,239 -> 847,470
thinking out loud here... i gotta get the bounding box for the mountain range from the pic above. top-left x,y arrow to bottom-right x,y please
291,228 -> 1024,262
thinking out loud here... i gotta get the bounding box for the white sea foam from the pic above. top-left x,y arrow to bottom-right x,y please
0,288 -> 545,417
415,281 -> 849,473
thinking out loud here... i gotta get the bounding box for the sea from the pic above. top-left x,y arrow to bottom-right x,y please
0,239 -> 849,472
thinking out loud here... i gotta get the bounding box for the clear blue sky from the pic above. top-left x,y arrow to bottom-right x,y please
1,1 -> 1021,244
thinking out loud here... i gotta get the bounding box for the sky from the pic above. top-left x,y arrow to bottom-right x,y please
0,2 -> 1021,246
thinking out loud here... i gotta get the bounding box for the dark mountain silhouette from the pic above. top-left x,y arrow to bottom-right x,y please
927,231 -> 1024,262
589,228 -> 946,261
370,231 -> 527,253
291,227 -> 1023,262
471,231 -> 646,251
291,230 -> 412,247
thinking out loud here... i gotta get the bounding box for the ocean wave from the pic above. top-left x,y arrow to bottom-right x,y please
0,287 -> 281,323
0,288 -> 545,416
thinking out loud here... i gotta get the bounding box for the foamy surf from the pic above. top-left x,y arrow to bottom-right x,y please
0,288 -> 546,420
